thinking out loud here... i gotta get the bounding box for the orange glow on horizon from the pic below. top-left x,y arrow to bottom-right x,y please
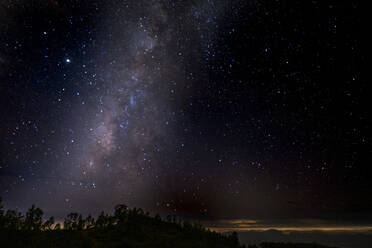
208,225 -> 372,233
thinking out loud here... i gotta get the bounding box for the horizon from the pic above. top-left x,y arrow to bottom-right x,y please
0,1 -> 369,247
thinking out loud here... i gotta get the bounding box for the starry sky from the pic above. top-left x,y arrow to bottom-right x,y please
0,0 -> 370,230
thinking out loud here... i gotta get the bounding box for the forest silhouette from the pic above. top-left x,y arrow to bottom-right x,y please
0,198 -> 338,248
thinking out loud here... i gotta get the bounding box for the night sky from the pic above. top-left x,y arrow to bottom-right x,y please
0,0 -> 370,238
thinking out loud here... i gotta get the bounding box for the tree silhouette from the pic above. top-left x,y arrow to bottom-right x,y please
64,212 -> 82,230
84,214 -> 95,229
114,204 -> 128,225
42,216 -> 54,231
2,209 -> 23,230
0,197 -> 339,248
96,211 -> 113,228
24,205 -> 43,231
53,223 -> 61,230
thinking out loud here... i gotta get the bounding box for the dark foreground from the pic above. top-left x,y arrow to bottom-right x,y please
0,199 -> 337,248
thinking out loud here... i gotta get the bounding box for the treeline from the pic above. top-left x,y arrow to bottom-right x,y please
0,197 -> 242,247
0,198 -> 338,248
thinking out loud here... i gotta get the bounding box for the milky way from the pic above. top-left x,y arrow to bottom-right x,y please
0,0 -> 231,217
69,2 -> 178,207
0,0 -> 370,226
